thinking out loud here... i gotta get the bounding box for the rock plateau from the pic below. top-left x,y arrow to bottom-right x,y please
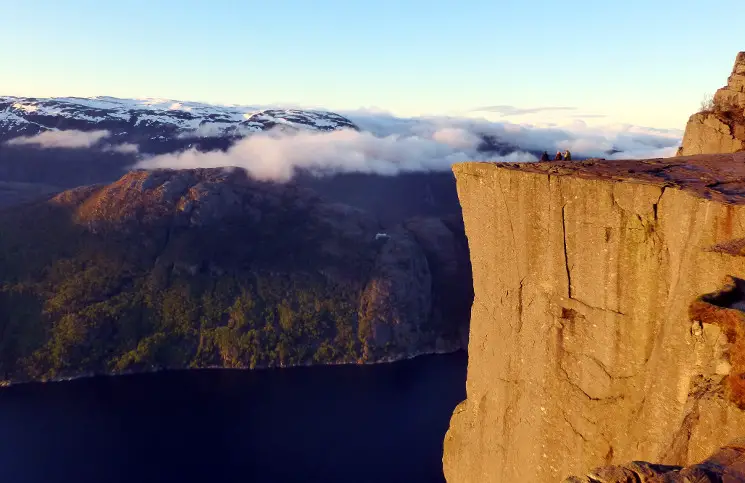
443,154 -> 745,482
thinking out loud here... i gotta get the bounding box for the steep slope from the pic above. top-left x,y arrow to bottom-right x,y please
0,168 -> 472,385
677,52 -> 745,156
444,154 -> 745,482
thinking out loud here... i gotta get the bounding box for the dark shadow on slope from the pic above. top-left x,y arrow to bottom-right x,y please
690,276 -> 745,409
0,170 -> 473,385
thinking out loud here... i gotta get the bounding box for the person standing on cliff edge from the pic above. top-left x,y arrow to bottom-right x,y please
540,151 -> 549,161
554,151 -> 563,160
564,150 -> 572,161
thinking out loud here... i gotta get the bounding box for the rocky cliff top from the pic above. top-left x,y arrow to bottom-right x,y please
713,51 -> 745,113
677,52 -> 745,156
456,152 -> 745,204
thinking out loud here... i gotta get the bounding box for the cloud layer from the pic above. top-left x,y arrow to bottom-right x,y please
138,128 -> 537,182
103,142 -> 139,154
137,111 -> 683,182
7,129 -> 111,149
3,109 -> 683,182
343,111 -> 682,160
5,129 -> 139,153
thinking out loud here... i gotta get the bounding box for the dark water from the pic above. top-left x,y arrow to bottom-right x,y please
0,351 -> 467,483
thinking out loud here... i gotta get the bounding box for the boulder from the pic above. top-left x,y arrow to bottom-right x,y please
564,438 -> 745,482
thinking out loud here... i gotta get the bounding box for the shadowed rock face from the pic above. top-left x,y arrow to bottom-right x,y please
443,156 -> 745,483
678,52 -> 745,156
0,168 -> 473,384
564,438 -> 745,482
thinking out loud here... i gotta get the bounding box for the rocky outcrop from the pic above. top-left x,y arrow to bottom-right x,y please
443,154 -> 745,482
677,52 -> 745,156
714,52 -> 745,112
565,437 -> 745,482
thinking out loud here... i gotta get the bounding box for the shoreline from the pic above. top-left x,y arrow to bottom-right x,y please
0,347 -> 467,389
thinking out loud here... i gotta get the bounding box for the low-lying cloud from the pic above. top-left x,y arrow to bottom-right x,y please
342,111 -> 682,159
103,142 -> 139,154
138,128 -> 537,182
6,129 -> 111,149
4,112 -> 681,182
135,110 -> 683,182
6,129 -> 141,154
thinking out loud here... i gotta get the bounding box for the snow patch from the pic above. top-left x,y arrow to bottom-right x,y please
11,102 -> 39,113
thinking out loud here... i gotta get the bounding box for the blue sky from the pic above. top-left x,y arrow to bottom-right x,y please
2,0 -> 743,129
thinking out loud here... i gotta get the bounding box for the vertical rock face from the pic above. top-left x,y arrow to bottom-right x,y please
677,52 -> 745,156
443,155 -> 745,483
714,52 -> 745,110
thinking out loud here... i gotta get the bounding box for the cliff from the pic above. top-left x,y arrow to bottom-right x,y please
0,168 -> 472,384
677,52 -> 745,156
444,153 -> 745,482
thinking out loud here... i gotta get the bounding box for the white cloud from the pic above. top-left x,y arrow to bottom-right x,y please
6,129 -> 111,149
135,110 -> 683,182
103,143 -> 139,154
341,111 -> 682,159
138,127 -> 538,182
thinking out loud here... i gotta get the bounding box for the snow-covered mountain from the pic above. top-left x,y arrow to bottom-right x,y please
0,95 -> 359,145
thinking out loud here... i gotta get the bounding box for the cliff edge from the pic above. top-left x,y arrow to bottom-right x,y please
677,52 -> 745,156
444,153 -> 745,482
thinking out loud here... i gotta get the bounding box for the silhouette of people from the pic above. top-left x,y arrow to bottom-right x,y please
540,151 -> 549,161
554,151 -> 563,161
564,150 -> 572,161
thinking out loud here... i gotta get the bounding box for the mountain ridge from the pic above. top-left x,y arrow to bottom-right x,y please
0,95 -> 359,146
0,168 -> 472,385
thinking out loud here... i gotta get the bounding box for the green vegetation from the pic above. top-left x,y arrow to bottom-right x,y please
0,197 -> 379,383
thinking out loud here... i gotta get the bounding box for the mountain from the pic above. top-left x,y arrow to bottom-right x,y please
0,96 -> 474,384
0,168 -> 472,385
0,96 -> 471,225
0,96 -> 360,206
0,96 -> 358,153
677,51 -> 745,155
